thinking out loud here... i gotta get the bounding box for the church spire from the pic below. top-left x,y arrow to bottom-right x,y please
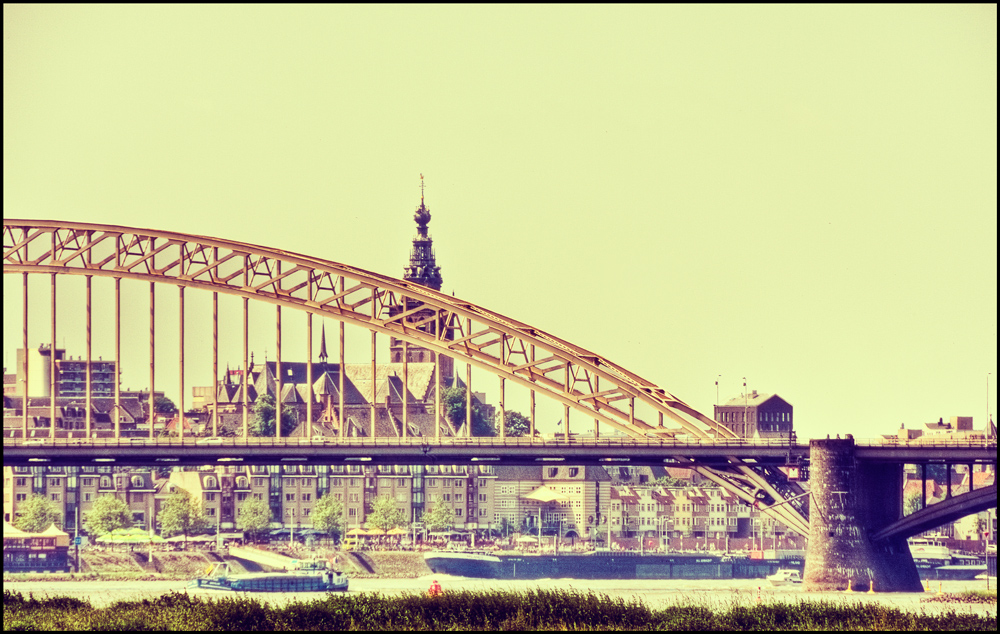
404,174 -> 443,290
319,322 -> 329,363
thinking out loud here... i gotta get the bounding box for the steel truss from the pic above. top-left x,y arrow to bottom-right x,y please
2,219 -> 808,534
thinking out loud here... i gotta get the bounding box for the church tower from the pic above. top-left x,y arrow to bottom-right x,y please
403,175 -> 443,290
388,176 -> 454,381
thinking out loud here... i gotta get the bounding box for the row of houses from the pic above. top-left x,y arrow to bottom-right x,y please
3,463 -> 801,542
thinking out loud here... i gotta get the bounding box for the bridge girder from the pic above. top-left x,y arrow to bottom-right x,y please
3,219 -> 811,534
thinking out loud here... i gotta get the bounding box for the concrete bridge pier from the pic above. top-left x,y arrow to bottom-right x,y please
803,437 -> 923,592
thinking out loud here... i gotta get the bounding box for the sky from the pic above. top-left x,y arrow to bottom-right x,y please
3,5 -> 997,441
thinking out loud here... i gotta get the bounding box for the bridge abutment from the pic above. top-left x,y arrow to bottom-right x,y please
803,437 -> 923,592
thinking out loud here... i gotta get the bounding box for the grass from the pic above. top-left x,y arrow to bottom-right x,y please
4,588 -> 997,631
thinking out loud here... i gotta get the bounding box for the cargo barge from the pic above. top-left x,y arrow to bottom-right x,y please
424,551 -> 805,580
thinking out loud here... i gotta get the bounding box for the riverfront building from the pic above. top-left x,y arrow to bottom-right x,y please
714,391 -> 794,440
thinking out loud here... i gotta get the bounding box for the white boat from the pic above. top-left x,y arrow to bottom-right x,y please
766,568 -> 802,586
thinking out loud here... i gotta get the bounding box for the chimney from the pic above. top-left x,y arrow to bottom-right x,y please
751,390 -> 758,398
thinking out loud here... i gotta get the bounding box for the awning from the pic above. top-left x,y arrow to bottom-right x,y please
521,485 -> 570,502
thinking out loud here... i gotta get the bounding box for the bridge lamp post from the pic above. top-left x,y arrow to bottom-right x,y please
715,375 -> 721,439
743,378 -> 748,439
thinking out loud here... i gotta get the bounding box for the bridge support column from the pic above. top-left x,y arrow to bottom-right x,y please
804,437 -> 923,592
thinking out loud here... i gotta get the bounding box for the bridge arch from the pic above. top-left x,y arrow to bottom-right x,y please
4,219 -> 732,441
872,484 -> 997,542
3,219 -> 810,535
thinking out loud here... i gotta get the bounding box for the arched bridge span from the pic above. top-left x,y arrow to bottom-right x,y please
872,484 -> 997,542
2,219 -> 808,534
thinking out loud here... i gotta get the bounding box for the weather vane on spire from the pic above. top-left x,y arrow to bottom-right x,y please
420,173 -> 425,203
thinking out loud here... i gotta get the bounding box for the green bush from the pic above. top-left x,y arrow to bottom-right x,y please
4,588 -> 997,631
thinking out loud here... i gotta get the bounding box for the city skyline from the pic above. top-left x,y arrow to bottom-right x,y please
3,5 -> 996,441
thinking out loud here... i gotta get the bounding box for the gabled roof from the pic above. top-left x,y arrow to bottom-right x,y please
718,393 -> 792,409
495,466 -> 543,481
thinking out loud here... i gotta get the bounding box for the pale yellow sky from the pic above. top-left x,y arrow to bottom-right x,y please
3,5 -> 996,439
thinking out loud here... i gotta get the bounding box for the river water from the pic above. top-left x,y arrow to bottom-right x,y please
5,576 -> 996,616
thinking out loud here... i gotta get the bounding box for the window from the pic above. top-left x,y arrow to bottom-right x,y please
569,468 -> 579,478
302,493 -> 311,502
480,508 -> 488,517
479,494 -> 487,502
332,478 -> 342,487
48,479 -> 60,487
455,480 -> 464,488
237,493 -> 248,502
350,494 -> 359,503
548,468 -> 558,477
443,494 -> 451,502
100,477 -> 112,488
379,478 -> 390,487
348,508 -> 357,517
303,508 -> 311,517
16,478 -> 27,487
428,480 -> 437,487
236,477 -> 249,489
50,493 -> 60,501
349,478 -> 359,487
334,493 -> 343,502
204,476 -> 217,488
397,479 -> 407,487
16,494 -> 27,502
455,509 -> 462,517
131,476 -> 144,487
455,494 -> 463,502
84,493 -> 92,502
253,493 -> 264,500
205,493 -> 216,501
286,494 -> 295,502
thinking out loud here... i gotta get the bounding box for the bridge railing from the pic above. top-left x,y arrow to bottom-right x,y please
3,435 -> 994,448
3,435 -> 807,448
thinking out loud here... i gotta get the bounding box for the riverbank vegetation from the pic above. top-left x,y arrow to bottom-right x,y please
4,588 -> 996,631
922,590 -> 996,604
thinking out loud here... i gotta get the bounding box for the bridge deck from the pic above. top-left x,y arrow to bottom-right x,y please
3,437 -> 994,467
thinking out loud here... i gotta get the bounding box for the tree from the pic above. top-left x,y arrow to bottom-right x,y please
500,410 -> 530,437
366,494 -> 407,532
310,494 -> 344,542
441,386 -> 495,437
904,491 -> 922,516
249,394 -> 298,437
590,521 -> 608,543
154,395 -> 178,415
83,495 -> 133,537
496,516 -> 518,538
13,494 -> 61,533
421,495 -> 456,532
236,496 -> 272,542
157,488 -> 209,541
653,476 -> 691,488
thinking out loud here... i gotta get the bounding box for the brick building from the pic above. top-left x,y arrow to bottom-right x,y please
714,391 -> 794,439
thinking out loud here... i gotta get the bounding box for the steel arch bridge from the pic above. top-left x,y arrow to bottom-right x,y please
2,219 -> 809,535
